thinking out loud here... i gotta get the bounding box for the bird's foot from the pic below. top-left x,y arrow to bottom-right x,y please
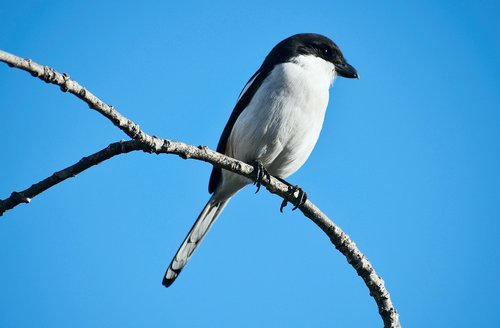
250,160 -> 271,193
280,185 -> 307,213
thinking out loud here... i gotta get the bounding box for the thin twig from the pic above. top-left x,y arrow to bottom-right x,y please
0,140 -> 144,215
0,50 -> 147,141
0,50 -> 401,328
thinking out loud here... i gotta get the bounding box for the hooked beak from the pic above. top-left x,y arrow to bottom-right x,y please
335,62 -> 359,79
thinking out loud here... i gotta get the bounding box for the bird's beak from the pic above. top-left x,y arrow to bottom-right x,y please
335,62 -> 358,79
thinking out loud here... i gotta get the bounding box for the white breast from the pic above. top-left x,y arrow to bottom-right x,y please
216,55 -> 336,199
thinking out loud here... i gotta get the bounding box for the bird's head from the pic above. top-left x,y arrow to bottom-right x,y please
264,33 -> 358,79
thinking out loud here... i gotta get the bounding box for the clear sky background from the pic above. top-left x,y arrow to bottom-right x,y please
1,1 -> 498,327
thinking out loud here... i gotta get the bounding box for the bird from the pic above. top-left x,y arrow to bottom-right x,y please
163,33 -> 358,287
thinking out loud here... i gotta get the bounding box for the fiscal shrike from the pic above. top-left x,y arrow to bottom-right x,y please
163,33 -> 358,287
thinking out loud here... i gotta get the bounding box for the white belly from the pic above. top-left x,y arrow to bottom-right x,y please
216,55 -> 335,199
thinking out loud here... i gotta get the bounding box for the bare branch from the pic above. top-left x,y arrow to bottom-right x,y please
0,50 -> 401,328
0,140 -> 144,215
0,50 -> 146,141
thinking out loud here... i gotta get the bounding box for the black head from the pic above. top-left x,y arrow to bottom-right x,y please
262,33 -> 358,78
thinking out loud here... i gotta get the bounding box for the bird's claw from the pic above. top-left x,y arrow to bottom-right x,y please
280,185 -> 307,213
251,161 -> 271,193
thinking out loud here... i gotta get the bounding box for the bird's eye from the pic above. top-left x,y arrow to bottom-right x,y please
318,46 -> 330,56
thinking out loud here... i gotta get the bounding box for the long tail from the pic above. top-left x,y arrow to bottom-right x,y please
163,195 -> 230,287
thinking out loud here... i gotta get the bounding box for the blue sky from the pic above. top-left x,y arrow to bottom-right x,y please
1,1 -> 499,327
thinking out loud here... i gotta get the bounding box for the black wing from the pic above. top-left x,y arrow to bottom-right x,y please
208,67 -> 272,193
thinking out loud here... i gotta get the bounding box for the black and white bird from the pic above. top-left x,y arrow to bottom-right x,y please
163,33 -> 358,287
